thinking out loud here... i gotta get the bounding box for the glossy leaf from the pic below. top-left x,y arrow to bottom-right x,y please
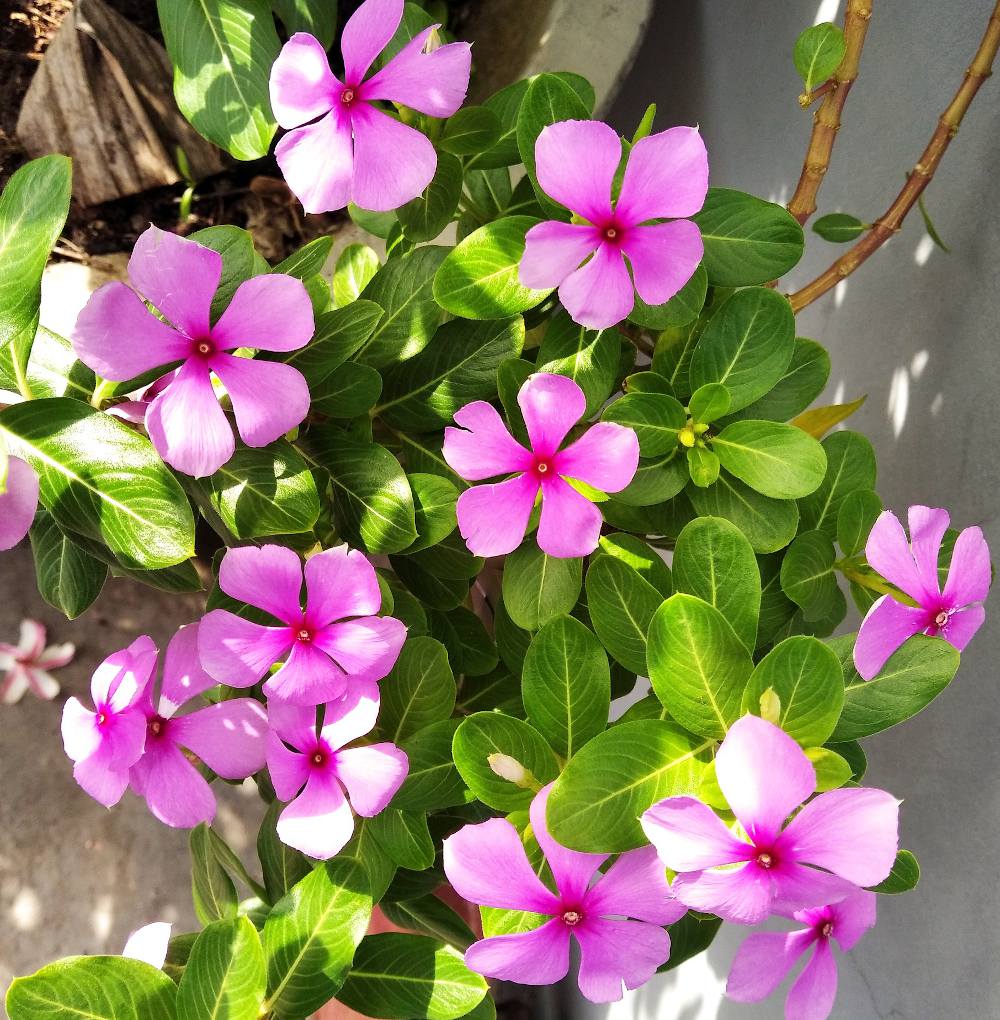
501,543 -> 582,632
536,312 -> 620,416
688,474 -> 800,554
586,553 -> 664,674
176,916 -> 265,1020
799,430 -> 877,536
794,22 -> 846,93
440,106 -> 502,155
190,823 -> 239,926
780,530 -> 846,622
30,513 -> 108,619
602,392 -> 686,457
812,212 -> 866,243
393,719 -> 470,812
333,244 -> 380,307
730,337 -> 830,423
368,810 -> 435,871
280,301 -> 383,387
869,849 -> 920,894
398,153 -> 464,242
713,420 -> 827,499
379,637 -> 457,742
837,488 -> 883,557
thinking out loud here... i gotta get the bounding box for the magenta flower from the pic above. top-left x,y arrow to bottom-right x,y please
641,715 -> 899,925
199,544 -> 406,706
269,0 -> 471,213
726,889 -> 877,1020
443,784 -> 685,1004
0,455 -> 38,550
267,685 -> 408,859
72,226 -> 314,478
0,619 -> 74,704
442,373 -> 639,558
518,120 -> 708,329
854,505 -> 991,680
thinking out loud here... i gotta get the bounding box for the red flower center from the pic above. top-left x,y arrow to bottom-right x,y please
756,850 -> 777,870
561,909 -> 584,926
821,921 -> 834,938
96,711 -> 108,727
148,715 -> 167,738
935,610 -> 949,627
311,750 -> 327,768
296,627 -> 313,643
532,456 -> 553,478
341,87 -> 357,106
193,338 -> 215,357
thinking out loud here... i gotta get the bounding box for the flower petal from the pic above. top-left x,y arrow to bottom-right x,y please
906,505 -> 950,595
941,603 -> 986,650
171,699 -> 268,779
518,372 -> 586,458
558,243 -> 635,330
158,623 -> 216,715
335,742 -> 408,816
266,729 -> 311,801
530,784 -> 607,904
304,545 -> 383,628
73,753 -> 131,809
534,120 -> 619,224
671,864 -> 774,925
641,796 -> 751,872
269,32 -> 338,129
130,740 -> 216,828
16,618 -> 46,658
615,126 -> 709,226
455,473 -> 539,557
35,641 -> 76,670
61,697 -> 104,763
349,103 -> 437,211
340,0 -> 402,84
519,220 -> 601,291
0,457 -> 38,550
585,845 -> 686,925
726,929 -> 815,1003
553,422 -> 639,494
827,888 -> 878,951
91,635 -> 158,712
275,110 -> 355,215
853,595 -> 927,681
865,509 -> 929,603
621,220 -> 704,306
785,937 -> 838,1020
574,918 -> 671,1003
22,667 -> 60,700
263,640 -> 348,706
537,476 -> 603,558
464,921 -> 570,986
211,275 -> 315,353
769,862 -> 857,916
319,681 -> 381,749
218,544 -> 304,622
313,617 -> 407,683
442,401 -> 533,481
942,524 -> 992,607
198,611 -> 293,687
123,922 -> 172,969
278,771 -> 355,859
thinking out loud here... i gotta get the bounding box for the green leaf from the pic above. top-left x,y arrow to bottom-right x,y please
190,823 -> 238,926
661,913 -> 723,972
595,534 -> 672,597
689,287 -> 795,414
406,473 -> 459,552
806,746 -> 853,790
464,167 -> 513,220
0,399 -> 195,569
688,474 -> 800,554
341,818 -> 397,904
522,615 -> 610,758
398,153 -> 464,242
261,858 -> 373,1020
187,225 -> 259,321
837,488 -> 882,557
272,235 -> 334,279
917,194 -> 951,253
713,420 -> 827,499
780,530 -> 846,622
756,552 -> 798,648
7,957 -> 176,1020
794,22 -> 846,92
335,933 -> 488,1020
368,809 -> 435,871
176,916 -> 265,1020
536,312 -> 620,416
440,106 -> 502,155
157,0 -> 279,159
602,392 -> 686,457
429,606 -> 498,677
380,896 -> 476,951
586,553 -> 663,674
310,361 -> 383,418
380,637 -> 457,742
501,543 -> 582,631
271,0 -> 337,47
257,801 -> 310,906
0,326 -> 95,403
729,337 -> 830,423
547,720 -> 712,852
30,513 -> 108,619
279,301 -> 383,387
393,719 -> 470,812
799,430 -> 877,537
688,383 -> 731,424
687,445 -> 720,488
694,188 -> 805,286
812,212 -> 866,243
647,593 -> 754,739
333,244 -> 380,307
629,265 -> 707,330
869,849 -> 920,894
433,217 -> 550,319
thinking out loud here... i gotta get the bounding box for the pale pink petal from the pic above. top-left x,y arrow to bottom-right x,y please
584,845 -> 686,925
518,373 -> 586,457
778,788 -> 900,887
671,865 -> 774,925
61,697 -> 104,763
853,595 -> 928,681
785,938 -> 838,1020
157,623 -> 216,715
826,889 -> 877,951
340,0 -> 402,84
211,275 -> 315,353
72,282 -> 190,381
335,742 -> 408,815
0,457 -> 38,550
277,771 -> 355,859
107,400 -> 152,424
443,817 -> 563,914
641,796 -> 751,872
906,505 -> 950,596
558,243 -> 635,330
726,929 -> 816,1003
218,544 -> 304,622
941,604 -> 986,650
865,510 -> 930,603
519,221 -> 601,292
22,667 -> 60,700
464,921 -> 570,987
91,635 -> 158,713
312,616 -> 407,682
360,28 -> 471,117
16,619 -> 47,658
275,110 -> 355,215
769,863 -> 857,915
304,546 -> 382,628
73,752 -> 131,808
942,525 -> 992,607
266,729 -> 311,801
129,740 -> 216,828
269,32 -> 338,128
209,353 -> 310,449
319,681 -> 381,749
615,126 -> 709,226
34,642 -> 76,670
575,918 -> 671,1003
442,401 -> 533,481
171,699 -> 268,778
534,120 -> 620,223
198,611 -> 293,687
537,476 -> 603,558
455,473 -> 539,557
621,220 -> 704,306
349,103 -> 437,212
553,423 -> 639,494
123,922 -> 172,969
264,640 -> 349,706
0,667 -> 28,704
530,784 -> 607,903
715,715 -> 816,845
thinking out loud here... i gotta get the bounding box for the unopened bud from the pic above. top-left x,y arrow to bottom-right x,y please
759,687 -> 782,725
488,753 -> 538,789
679,426 -> 696,448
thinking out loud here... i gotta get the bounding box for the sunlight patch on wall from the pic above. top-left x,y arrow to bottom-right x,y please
10,887 -> 40,931
914,234 -> 936,267
888,365 -> 910,438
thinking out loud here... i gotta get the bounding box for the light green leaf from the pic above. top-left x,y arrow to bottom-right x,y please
333,244 -> 381,307
688,474 -> 800,554
729,337 -> 830,423
602,392 -> 686,457
190,823 -> 238,926
176,916 -> 265,1020
594,534 -> 672,597
501,543 -> 582,631
406,473 -> 459,552
713,420 -> 827,499
798,430 -> 877,537
689,383 -> 731,424
780,530 -> 846,622
794,22 -> 847,93
379,637 -> 456,742
585,553 -> 663,674
687,445 -> 720,487
0,326 -> 95,403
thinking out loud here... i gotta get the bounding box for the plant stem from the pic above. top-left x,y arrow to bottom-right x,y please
787,0 -> 874,226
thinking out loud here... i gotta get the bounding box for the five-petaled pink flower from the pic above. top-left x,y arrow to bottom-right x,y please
854,505 -> 991,680
0,619 -> 74,704
443,783 -> 685,1003
269,0 -> 471,214
641,715 -> 899,925
72,226 -> 315,478
0,455 -> 39,551
519,120 -> 708,329
199,544 -> 406,706
267,685 -> 408,859
726,889 -> 877,1020
442,373 -> 639,558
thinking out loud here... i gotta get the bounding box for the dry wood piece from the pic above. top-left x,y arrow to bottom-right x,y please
15,0 -> 226,207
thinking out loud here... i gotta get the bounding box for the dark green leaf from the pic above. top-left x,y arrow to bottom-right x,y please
794,22 -> 846,92
440,106 -> 502,156
536,312 -> 620,416
393,719 -> 471,812
30,513 -> 108,619
688,474 -> 800,553
501,543 -> 582,631
271,0 -> 337,47
799,430 -> 877,537
586,554 -> 663,674
869,849 -> 920,894
812,212 -> 866,243
380,637 -> 456,742
398,153 -> 464,242
780,530 -> 846,622
190,824 -> 238,926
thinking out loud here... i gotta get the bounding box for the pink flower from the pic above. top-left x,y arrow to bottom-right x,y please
199,544 -> 406,707
443,784 -> 685,1003
518,120 -> 708,329
854,505 -> 991,680
72,226 -> 314,478
726,890 -> 877,1020
0,455 -> 39,550
442,374 -> 639,558
641,715 -> 899,926
269,0 -> 471,213
267,686 -> 408,859
0,619 -> 74,704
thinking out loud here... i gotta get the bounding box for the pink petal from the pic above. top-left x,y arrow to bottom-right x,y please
558,243 -> 635,330
263,640 -> 348,706
671,864 -> 774,925
942,525 -> 992,607
16,619 -> 47,658
553,423 -> 639,494
72,281 -> 189,381
0,457 -> 38,550
530,784 -> 607,904
123,922 -> 172,969
464,921 -> 570,986
584,845 -> 686,925
313,616 -> 407,682
340,0 -> 402,84
266,729 -> 311,801
865,510 -> 930,603
785,938 -> 838,1020
360,28 -> 471,117
537,475 -> 603,558
574,918 -> 671,1003
275,110 -> 355,215
641,796 -> 752,872
778,787 -> 900,887
455,473 -> 539,557
127,226 -> 221,339
61,697 -> 105,763
209,353 -> 310,448
518,373 -> 586,458
349,103 -> 437,212
769,862 -> 857,915
278,771 -> 355,859
21,667 -> 60,700
145,359 -> 234,478
319,681 -> 381,750
91,635 -> 158,713
906,505 -> 950,595
335,742 -> 408,815
621,220 -> 704,306
519,220 -> 601,292
129,740 -> 216,828
171,699 -> 268,778
0,667 -> 28,704
304,546 -> 383,628
941,603 -> 986,651
218,544 -> 304,622
726,929 -> 816,1003
211,275 -> 315,353
442,401 -> 533,481
853,595 -> 927,681
73,752 -> 131,809
715,715 -> 816,845
157,623 -> 216,715
534,120 -> 620,224
442,817 -> 563,914
615,126 -> 709,226
35,642 -> 76,670
198,611 -> 293,687
269,32 -> 339,129
826,888 -> 878,951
